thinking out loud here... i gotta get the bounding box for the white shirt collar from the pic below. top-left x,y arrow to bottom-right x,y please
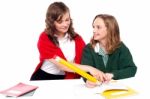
94,43 -> 107,56
94,43 -> 100,53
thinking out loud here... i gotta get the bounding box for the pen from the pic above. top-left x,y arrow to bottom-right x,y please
54,56 -> 101,85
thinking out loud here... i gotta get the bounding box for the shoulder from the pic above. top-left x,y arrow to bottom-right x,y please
74,33 -> 85,45
39,31 -> 48,39
119,42 -> 130,51
85,43 -> 92,48
114,42 -> 131,55
38,31 -> 52,43
74,33 -> 83,40
37,31 -> 54,46
83,43 -> 93,51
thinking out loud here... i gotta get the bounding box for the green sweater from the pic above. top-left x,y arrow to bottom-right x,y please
81,42 -> 137,80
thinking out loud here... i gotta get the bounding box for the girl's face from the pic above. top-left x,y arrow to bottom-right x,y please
93,17 -> 107,42
54,12 -> 71,37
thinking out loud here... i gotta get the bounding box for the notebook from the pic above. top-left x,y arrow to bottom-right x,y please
0,82 -> 38,97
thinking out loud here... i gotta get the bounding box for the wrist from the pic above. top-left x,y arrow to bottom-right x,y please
80,64 -> 91,72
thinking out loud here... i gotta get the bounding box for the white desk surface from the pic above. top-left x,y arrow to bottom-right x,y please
0,77 -> 148,99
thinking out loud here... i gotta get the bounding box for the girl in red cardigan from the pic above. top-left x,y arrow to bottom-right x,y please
30,2 -> 104,80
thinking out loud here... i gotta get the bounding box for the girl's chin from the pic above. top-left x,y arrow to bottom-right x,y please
60,30 -> 68,33
93,38 -> 99,40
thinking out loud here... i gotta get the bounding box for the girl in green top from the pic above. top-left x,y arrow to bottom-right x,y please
81,14 -> 137,88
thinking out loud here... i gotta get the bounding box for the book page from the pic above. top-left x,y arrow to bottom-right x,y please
74,81 -> 129,95
98,81 -> 128,93
73,80 -> 137,98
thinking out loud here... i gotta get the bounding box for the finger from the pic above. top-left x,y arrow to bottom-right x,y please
86,81 -> 97,88
104,74 -> 112,82
99,74 -> 105,82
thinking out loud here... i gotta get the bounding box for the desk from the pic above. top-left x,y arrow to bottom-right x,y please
0,77 -> 148,99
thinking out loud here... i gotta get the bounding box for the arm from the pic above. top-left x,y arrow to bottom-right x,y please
112,44 -> 137,80
81,44 -> 107,82
49,58 -> 105,77
38,33 -> 79,72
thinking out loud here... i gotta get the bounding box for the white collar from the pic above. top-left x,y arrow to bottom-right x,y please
55,33 -> 70,43
94,43 -> 100,53
94,43 -> 107,56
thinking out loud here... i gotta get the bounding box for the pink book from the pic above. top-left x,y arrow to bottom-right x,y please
0,82 -> 38,97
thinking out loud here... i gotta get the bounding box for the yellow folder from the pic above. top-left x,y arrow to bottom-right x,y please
101,86 -> 138,99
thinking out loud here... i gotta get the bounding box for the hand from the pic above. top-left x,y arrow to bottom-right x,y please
88,66 -> 106,82
85,80 -> 98,88
104,73 -> 114,82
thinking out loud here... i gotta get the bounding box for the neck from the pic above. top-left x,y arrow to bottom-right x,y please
55,32 -> 66,39
99,40 -> 106,48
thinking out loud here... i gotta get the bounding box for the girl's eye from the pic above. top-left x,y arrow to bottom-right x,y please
92,25 -> 95,28
93,25 -> 101,29
65,19 -> 70,22
96,25 -> 102,29
57,20 -> 62,24
97,26 -> 100,29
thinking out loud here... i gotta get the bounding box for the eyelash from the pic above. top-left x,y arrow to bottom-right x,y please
57,19 -> 70,24
93,26 -> 101,29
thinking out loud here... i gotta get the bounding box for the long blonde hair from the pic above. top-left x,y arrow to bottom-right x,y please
90,14 -> 121,54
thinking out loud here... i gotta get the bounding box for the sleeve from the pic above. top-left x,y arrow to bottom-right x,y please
112,44 -> 137,80
81,44 -> 94,82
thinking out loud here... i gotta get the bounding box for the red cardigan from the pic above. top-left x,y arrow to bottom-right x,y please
31,31 -> 85,79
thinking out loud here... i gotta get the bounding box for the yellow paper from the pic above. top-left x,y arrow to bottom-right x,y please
54,56 -> 100,84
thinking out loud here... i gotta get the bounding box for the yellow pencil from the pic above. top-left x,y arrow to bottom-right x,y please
54,56 -> 100,85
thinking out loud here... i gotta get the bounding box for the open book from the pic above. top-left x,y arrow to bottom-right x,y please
74,80 -> 137,98
0,82 -> 38,97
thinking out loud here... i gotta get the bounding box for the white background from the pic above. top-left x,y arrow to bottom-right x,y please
0,0 -> 149,88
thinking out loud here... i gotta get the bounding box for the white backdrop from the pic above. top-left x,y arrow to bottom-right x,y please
0,0 -> 149,86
